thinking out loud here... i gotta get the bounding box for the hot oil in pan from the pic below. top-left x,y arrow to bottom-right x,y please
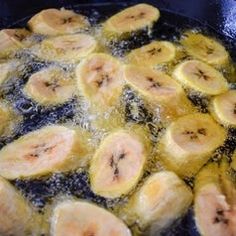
0,4 -> 236,236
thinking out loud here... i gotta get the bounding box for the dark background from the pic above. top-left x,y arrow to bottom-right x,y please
0,0 -> 236,39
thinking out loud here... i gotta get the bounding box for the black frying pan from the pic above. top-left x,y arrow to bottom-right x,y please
0,1 -> 235,236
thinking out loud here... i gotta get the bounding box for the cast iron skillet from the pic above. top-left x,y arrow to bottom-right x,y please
0,1 -> 235,236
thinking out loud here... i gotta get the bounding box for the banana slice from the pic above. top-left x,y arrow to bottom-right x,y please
125,171 -> 192,232
103,3 -> 160,38
0,125 -> 89,179
76,53 -> 124,109
0,28 -> 30,58
38,34 -> 97,62
231,151 -> 236,171
28,8 -> 90,36
210,90 -> 236,127
194,162 -> 236,236
0,60 -> 20,85
0,176 -> 34,235
0,102 -> 15,136
181,32 -> 229,66
126,41 -> 176,66
24,66 -> 76,106
51,200 -> 131,236
124,65 -> 194,120
158,113 -> 226,177
173,60 -> 228,95
90,129 -> 149,198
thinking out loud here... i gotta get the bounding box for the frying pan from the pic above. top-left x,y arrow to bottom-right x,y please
0,1 -> 235,235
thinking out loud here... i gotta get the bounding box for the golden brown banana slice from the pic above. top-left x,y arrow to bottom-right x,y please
0,176 -> 33,235
0,28 -> 30,58
24,66 -> 76,106
173,60 -> 228,95
76,53 -> 124,109
0,125 -> 89,179
158,113 -> 226,177
38,34 -> 97,62
211,90 -> 236,127
125,171 -> 192,232
181,32 -> 229,66
103,3 -> 160,38
126,41 -> 176,66
51,200 -> 132,236
194,162 -> 236,236
28,8 -> 90,36
90,129 -> 148,198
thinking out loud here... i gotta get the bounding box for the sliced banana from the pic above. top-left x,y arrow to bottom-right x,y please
28,8 -> 90,36
231,151 -> 236,171
194,162 -> 236,236
181,32 -> 229,66
38,34 -> 97,62
211,90 -> 236,127
24,66 -> 76,106
0,176 -> 34,235
0,125 -> 89,179
158,113 -> 226,177
51,200 -> 131,236
0,102 -> 15,136
173,60 -> 228,95
90,129 -> 149,198
126,41 -> 176,66
103,3 -> 160,38
76,53 -> 124,109
124,65 -> 194,120
124,171 -> 192,233
0,28 -> 30,58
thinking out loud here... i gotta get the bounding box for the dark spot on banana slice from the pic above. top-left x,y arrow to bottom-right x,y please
62,17 -> 74,24
44,80 -> 60,92
14,33 -> 25,41
146,77 -> 161,89
182,128 -> 207,140
110,152 -> 126,181
147,47 -> 162,56
95,74 -> 112,88
25,143 -> 56,160
213,208 -> 229,225
205,45 -> 214,55
126,11 -> 146,21
233,104 -> 236,115
194,69 -> 211,81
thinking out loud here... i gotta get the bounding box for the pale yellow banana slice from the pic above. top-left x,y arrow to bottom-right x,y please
181,32 -> 229,66
28,8 -> 90,36
0,28 -> 30,58
38,34 -> 97,62
0,176 -> 34,235
0,60 -> 20,85
126,41 -> 176,66
124,65 -> 183,103
103,3 -> 160,38
24,66 -> 76,106
0,125 -> 89,179
76,53 -> 124,109
124,65 -> 194,120
194,162 -> 236,236
158,113 -> 226,177
90,129 -> 148,198
125,171 -> 192,232
51,200 -> 132,236
173,60 -> 228,95
211,90 -> 236,127
0,102 -> 15,136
